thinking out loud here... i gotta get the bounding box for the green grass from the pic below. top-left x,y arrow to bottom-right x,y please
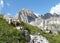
22,22 -> 60,43
0,15 -> 60,43
0,16 -> 27,43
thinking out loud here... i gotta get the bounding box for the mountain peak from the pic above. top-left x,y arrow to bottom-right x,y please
15,9 -> 37,23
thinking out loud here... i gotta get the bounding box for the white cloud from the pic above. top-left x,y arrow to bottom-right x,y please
0,0 -> 4,8
50,3 -> 60,14
0,0 -> 10,8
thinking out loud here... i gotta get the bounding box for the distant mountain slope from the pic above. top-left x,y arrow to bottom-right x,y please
30,13 -> 60,34
0,14 -> 60,43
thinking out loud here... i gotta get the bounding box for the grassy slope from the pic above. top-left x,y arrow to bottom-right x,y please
0,15 -> 60,43
0,15 -> 27,43
23,22 -> 60,43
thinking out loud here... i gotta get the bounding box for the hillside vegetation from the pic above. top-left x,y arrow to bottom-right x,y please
0,15 -> 27,43
0,14 -> 60,43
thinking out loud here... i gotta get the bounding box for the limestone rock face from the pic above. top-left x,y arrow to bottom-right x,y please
29,33 -> 49,43
30,13 -> 60,34
15,8 -> 37,23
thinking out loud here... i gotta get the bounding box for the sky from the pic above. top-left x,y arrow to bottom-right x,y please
0,0 -> 60,16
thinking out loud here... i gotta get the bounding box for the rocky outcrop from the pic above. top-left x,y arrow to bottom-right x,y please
29,32 -> 49,43
15,8 -> 37,23
15,8 -> 60,34
30,13 -> 60,34
30,15 -> 44,30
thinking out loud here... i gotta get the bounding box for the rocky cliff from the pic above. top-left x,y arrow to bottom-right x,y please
15,9 -> 60,34
30,13 -> 60,34
15,8 -> 37,23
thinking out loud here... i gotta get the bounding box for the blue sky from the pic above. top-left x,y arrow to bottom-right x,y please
0,0 -> 60,16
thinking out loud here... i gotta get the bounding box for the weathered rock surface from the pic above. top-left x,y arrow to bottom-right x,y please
15,8 -> 37,23
30,13 -> 60,34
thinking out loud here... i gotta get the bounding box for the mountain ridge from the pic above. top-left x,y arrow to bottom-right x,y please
15,8 -> 37,23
